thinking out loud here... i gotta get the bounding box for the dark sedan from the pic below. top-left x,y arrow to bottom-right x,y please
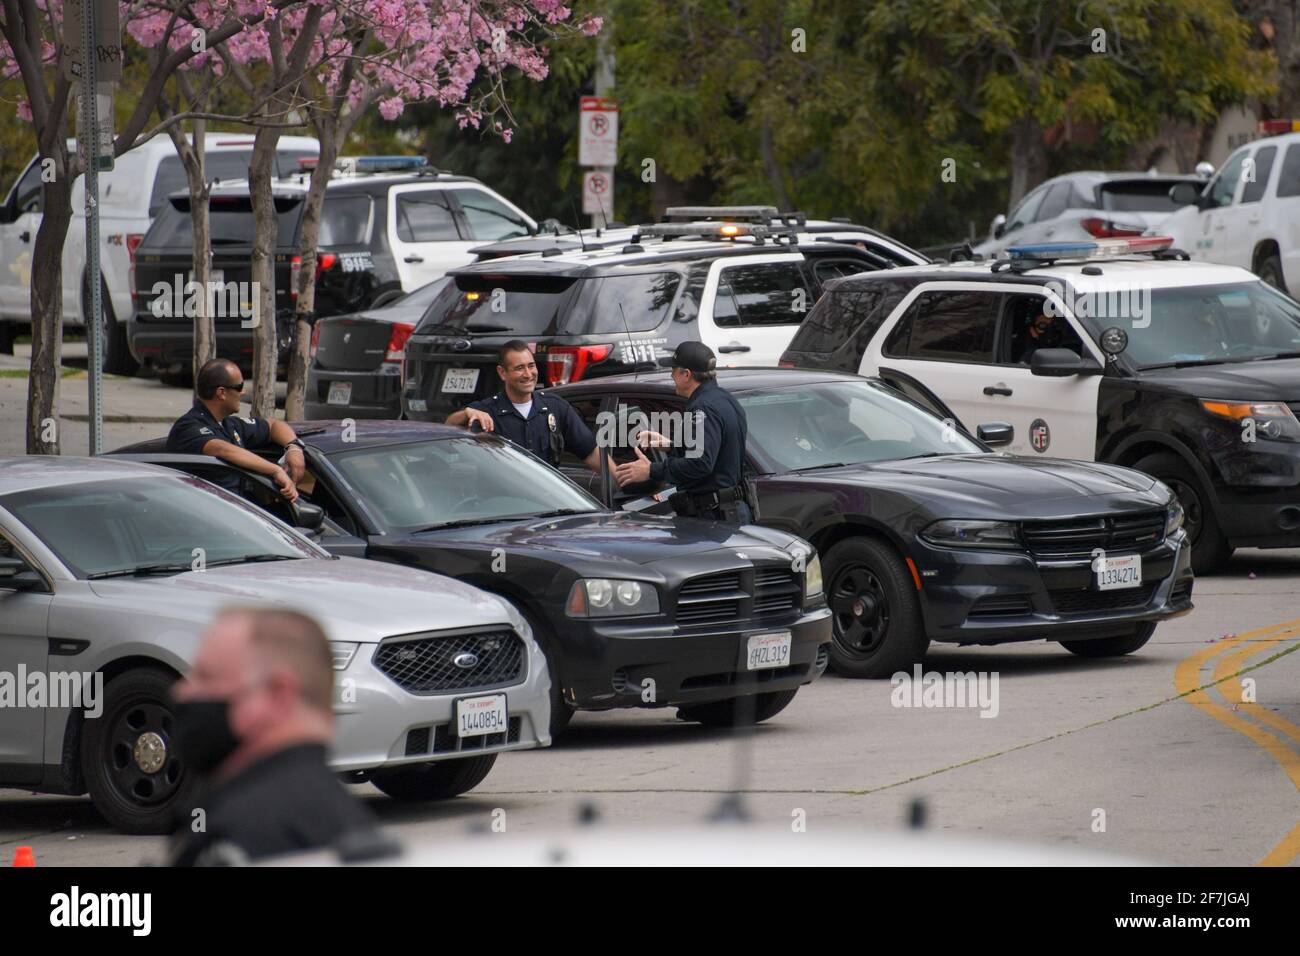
553,368 -> 1195,678
112,422 -> 832,736
306,278 -> 450,420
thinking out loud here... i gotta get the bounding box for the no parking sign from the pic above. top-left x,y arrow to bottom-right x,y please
579,96 -> 619,167
582,170 -> 615,217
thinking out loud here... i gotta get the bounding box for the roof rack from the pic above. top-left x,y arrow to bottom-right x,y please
662,205 -> 808,228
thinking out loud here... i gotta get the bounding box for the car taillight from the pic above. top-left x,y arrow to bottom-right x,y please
546,344 -> 612,385
316,252 -> 337,277
1080,217 -> 1145,239
310,322 -> 321,359
290,255 -> 301,300
386,322 -> 415,363
126,234 -> 144,301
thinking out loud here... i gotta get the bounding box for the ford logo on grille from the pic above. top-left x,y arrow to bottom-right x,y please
452,651 -> 480,669
452,339 -> 472,351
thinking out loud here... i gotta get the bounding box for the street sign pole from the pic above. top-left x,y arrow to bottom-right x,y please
82,0 -> 103,455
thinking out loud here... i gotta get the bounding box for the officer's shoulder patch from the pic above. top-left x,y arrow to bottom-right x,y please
237,415 -> 257,425
198,426 -> 213,436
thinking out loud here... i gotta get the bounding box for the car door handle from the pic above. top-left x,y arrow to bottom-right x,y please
983,385 -> 1013,396
19,231 -> 30,243
404,255 -> 424,263
718,345 -> 750,353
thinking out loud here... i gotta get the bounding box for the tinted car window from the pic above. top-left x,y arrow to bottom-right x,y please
1277,144 -> 1300,199
1002,293 -> 1084,364
713,261 -> 813,328
144,194 -> 302,248
149,152 -> 262,216
885,290 -> 998,362
1006,185 -> 1047,231
424,275 -> 577,335
565,272 -> 681,334
319,195 -> 372,245
1241,146 -> 1277,204
450,187 -> 531,241
1099,181 -> 1187,212
1035,182 -> 1073,221
396,190 -> 461,241
792,288 -> 887,354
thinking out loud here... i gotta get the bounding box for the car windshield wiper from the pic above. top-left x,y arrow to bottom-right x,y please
87,563 -> 194,579
204,554 -> 301,568
408,517 -> 517,533
1141,358 -> 1234,370
416,321 -> 471,336
1245,350 -> 1300,362
896,452 -> 951,460
528,508 -> 597,519
790,462 -> 849,472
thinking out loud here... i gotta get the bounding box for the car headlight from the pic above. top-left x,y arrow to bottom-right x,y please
1166,498 -> 1185,536
804,552 -> 823,603
566,578 -> 660,618
921,519 -> 1021,549
329,642 -> 359,671
1200,400 -> 1300,441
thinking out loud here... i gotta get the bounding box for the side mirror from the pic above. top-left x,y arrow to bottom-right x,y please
976,422 -> 1014,447
990,214 -> 1007,240
0,554 -> 44,591
292,500 -> 325,533
1169,181 -> 1203,207
0,199 -> 14,225
1030,348 -> 1103,377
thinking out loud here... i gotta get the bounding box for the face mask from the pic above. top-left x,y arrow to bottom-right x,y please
173,698 -> 241,775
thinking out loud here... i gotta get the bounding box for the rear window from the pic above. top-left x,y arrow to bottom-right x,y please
1099,180 -> 1185,213
319,195 -> 372,245
790,288 -> 890,354
147,150 -> 315,217
143,194 -> 302,249
563,272 -> 681,334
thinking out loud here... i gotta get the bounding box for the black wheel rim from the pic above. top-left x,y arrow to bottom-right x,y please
829,563 -> 891,657
103,696 -> 185,811
1163,477 -> 1203,547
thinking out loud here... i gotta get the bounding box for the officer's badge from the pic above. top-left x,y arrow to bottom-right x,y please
548,413 -> 557,431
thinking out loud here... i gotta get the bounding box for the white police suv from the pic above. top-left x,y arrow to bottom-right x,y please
782,237 -> 1300,573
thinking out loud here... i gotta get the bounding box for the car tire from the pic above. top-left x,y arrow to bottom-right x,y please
81,667 -> 193,835
509,604 -> 574,740
1257,253 -> 1288,294
84,273 -> 138,376
677,688 -> 799,727
823,537 -> 928,678
369,753 -> 497,801
1060,621 -> 1156,658
1132,452 -> 1232,574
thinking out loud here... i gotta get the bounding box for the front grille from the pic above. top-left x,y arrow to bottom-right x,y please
1048,584 -> 1156,614
373,629 -> 524,693
967,595 -> 1033,619
675,565 -> 801,626
406,716 -> 523,756
1022,510 -> 1165,557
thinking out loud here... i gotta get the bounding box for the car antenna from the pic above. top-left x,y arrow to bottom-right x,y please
569,197 -> 589,252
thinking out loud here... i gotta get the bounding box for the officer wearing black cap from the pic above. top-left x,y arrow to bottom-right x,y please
445,340 -> 605,471
615,341 -> 756,523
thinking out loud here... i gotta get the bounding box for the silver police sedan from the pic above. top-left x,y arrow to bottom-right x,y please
0,457 -> 551,833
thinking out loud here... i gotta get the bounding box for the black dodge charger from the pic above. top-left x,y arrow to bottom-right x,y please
552,368 -> 1195,677
113,422 -> 831,735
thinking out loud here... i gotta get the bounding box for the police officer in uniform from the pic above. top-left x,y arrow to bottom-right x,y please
445,340 -> 606,472
615,341 -> 756,523
169,609 -> 383,866
166,358 -> 304,501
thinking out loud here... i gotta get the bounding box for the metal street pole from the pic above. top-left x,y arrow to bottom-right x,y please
591,18 -> 614,231
81,1 -> 104,455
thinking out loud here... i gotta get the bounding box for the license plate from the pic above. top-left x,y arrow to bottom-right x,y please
327,381 -> 352,406
442,368 -> 479,394
746,631 -> 792,671
1095,554 -> 1142,590
456,694 -> 508,738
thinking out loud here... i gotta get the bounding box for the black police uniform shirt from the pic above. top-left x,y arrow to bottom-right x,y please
466,389 -> 596,467
169,744 -> 379,866
649,379 -> 748,494
167,402 -> 272,493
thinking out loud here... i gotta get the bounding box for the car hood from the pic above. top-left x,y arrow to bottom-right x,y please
395,511 -> 803,566
87,556 -> 513,641
781,454 -> 1166,519
1137,356 -> 1300,401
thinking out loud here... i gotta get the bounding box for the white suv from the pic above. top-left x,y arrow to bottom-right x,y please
1158,124 -> 1300,294
0,134 -> 319,372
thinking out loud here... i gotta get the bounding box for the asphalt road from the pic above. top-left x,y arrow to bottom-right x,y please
1,359 -> 1297,866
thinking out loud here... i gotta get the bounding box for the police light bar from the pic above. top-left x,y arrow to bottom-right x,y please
663,205 -> 780,222
335,155 -> 429,175
637,221 -> 775,239
1006,237 -> 1173,260
1258,119 -> 1300,135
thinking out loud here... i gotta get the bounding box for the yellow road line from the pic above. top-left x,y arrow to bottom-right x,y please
1212,634 -> 1300,747
1173,617 -> 1300,867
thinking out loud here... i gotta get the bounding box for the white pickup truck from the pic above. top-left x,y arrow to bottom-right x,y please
0,134 -> 318,373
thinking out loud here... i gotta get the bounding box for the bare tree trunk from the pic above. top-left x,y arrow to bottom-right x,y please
1008,115 -> 1048,208
284,119 -> 340,422
26,159 -> 72,454
760,113 -> 791,212
163,116 -> 214,386
248,127 -> 281,420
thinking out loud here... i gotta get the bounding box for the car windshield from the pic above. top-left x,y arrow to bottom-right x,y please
1123,282 -> 1300,367
328,436 -> 602,532
1,475 -> 319,578
739,380 -> 985,473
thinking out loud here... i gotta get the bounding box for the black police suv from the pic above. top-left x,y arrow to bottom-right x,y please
400,208 -> 927,422
129,157 -> 535,378
112,421 -> 832,736
553,368 -> 1194,678
779,244 -> 1300,573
